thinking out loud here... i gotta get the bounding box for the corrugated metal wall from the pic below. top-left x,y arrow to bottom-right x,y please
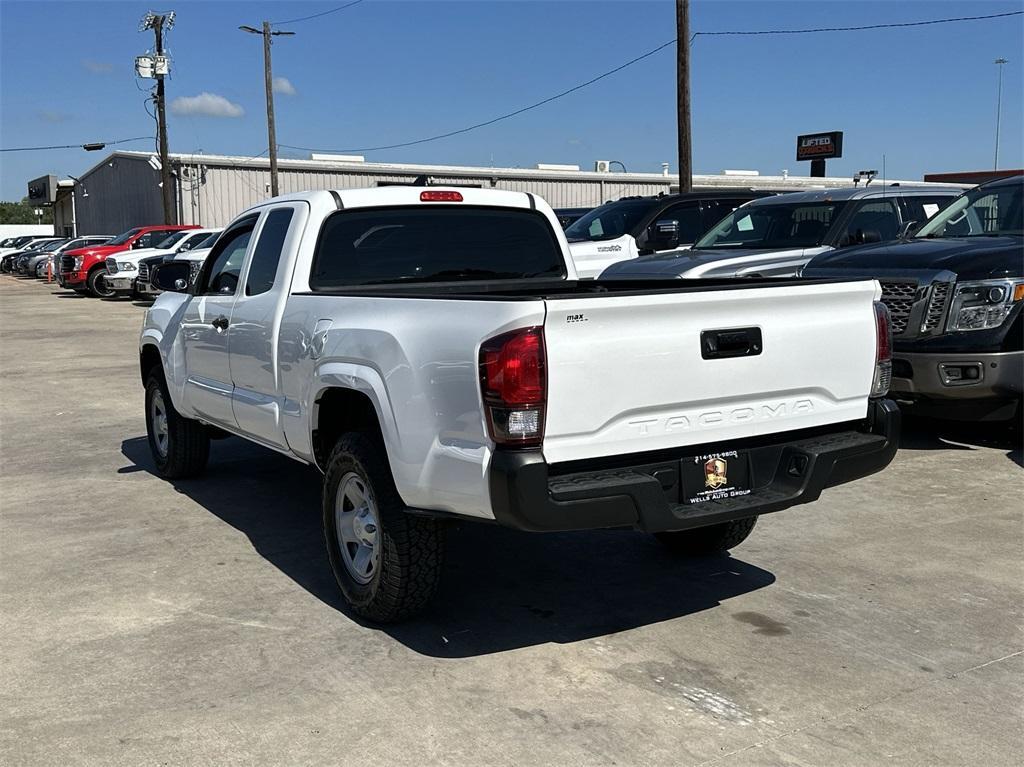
77,156 -> 176,234
174,162 -> 674,226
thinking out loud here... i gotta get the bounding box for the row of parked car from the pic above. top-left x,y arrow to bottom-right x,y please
0,225 -> 222,298
559,175 -> 1021,423
2,176 -> 1021,425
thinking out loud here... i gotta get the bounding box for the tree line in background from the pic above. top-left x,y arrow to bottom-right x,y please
0,199 -> 54,225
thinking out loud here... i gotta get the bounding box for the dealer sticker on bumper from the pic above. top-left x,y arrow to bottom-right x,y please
681,450 -> 752,505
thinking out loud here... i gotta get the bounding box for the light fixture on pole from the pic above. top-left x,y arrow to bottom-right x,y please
994,57 -> 1008,171
240,22 -> 295,198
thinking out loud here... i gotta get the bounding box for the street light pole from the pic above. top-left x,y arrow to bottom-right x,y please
994,57 -> 1007,171
240,22 -> 295,197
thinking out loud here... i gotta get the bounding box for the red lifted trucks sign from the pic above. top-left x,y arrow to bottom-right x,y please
796,131 -> 843,161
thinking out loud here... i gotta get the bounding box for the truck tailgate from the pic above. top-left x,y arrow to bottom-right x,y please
542,280 -> 880,464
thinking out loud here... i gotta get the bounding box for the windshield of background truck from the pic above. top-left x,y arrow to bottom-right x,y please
106,228 -> 143,247
915,182 -> 1023,238
564,200 -> 656,242
154,231 -> 190,249
311,206 -> 566,287
695,200 -> 848,249
195,230 -> 222,248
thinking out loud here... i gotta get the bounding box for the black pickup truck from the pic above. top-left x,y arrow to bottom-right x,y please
805,175 -> 1023,423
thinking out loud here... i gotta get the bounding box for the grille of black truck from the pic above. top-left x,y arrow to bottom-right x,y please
922,281 -> 952,332
878,280 -> 918,335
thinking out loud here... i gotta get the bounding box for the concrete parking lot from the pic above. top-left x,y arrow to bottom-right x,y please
1,273 -> 1021,766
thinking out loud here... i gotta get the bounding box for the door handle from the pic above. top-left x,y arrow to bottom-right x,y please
211,316 -> 229,331
700,327 -> 762,359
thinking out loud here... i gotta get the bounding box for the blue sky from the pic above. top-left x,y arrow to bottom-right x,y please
1,0 -> 1022,201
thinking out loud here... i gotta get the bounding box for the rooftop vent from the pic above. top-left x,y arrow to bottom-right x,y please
310,153 -> 366,163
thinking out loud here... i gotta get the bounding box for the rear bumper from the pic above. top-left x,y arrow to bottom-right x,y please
488,399 -> 900,533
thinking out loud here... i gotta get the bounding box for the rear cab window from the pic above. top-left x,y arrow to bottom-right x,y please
310,206 -> 566,288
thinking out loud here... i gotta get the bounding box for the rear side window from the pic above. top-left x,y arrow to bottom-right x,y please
246,209 -> 294,295
310,206 -> 566,288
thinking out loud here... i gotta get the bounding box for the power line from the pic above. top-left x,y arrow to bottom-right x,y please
279,38 -> 677,154
270,0 -> 364,27
0,136 -> 154,153
692,9 -> 1022,37
279,9 -> 1021,156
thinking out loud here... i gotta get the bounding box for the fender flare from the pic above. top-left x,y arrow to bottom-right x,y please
308,361 -> 402,469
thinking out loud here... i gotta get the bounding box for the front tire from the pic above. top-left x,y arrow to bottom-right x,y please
655,516 -> 758,556
145,373 -> 209,478
87,267 -> 115,298
323,433 -> 445,623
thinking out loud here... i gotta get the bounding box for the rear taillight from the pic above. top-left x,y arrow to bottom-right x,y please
420,190 -> 463,202
479,327 -> 546,447
872,300 -> 892,397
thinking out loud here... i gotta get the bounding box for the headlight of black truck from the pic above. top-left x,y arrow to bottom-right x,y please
946,279 -> 1024,332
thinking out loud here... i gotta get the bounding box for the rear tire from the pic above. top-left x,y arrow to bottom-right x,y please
655,516 -> 758,556
87,267 -> 114,298
323,433 -> 445,623
145,373 -> 209,478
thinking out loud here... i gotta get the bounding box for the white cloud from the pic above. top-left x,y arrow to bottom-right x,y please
170,92 -> 245,118
37,109 -> 72,124
82,59 -> 113,74
273,76 -> 296,96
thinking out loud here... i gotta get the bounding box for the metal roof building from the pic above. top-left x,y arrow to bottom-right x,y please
42,150 -> 955,236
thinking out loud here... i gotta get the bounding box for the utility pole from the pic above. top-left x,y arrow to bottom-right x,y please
141,11 -> 175,224
240,22 -> 295,197
994,57 -> 1007,171
676,0 -> 693,193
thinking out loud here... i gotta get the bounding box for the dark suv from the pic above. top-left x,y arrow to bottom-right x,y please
565,189 -> 782,277
804,175 -> 1023,422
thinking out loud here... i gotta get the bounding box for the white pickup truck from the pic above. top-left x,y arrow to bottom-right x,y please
140,186 -> 900,622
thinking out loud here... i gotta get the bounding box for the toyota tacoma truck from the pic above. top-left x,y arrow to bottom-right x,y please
140,186 -> 900,622
804,175 -> 1023,423
59,224 -> 198,297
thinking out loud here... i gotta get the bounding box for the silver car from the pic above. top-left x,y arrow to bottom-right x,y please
599,185 -> 964,280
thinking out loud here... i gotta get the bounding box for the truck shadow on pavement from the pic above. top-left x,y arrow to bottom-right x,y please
898,415 -> 1022,467
121,436 -> 777,657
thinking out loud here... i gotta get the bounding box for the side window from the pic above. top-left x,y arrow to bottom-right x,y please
245,208 -> 294,296
178,232 -> 206,252
657,203 -> 704,245
200,220 -> 257,295
701,199 -> 748,232
840,199 -> 900,246
903,197 -> 949,226
132,231 -> 159,249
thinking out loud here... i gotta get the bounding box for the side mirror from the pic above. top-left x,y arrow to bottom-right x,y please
648,219 -> 680,251
151,260 -> 192,293
898,220 -> 918,239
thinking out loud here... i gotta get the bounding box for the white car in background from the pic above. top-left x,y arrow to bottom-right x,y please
105,228 -> 221,295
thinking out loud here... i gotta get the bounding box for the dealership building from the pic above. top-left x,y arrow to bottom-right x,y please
30,150 -> 945,236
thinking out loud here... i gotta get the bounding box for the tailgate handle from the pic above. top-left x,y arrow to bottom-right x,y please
701,327 -> 762,359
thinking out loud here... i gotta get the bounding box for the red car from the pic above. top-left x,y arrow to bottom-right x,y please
59,225 -> 198,297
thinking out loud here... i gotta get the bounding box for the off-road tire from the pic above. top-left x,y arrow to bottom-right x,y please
86,266 -> 114,298
145,373 -> 209,478
323,433 -> 445,623
655,516 -> 758,556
